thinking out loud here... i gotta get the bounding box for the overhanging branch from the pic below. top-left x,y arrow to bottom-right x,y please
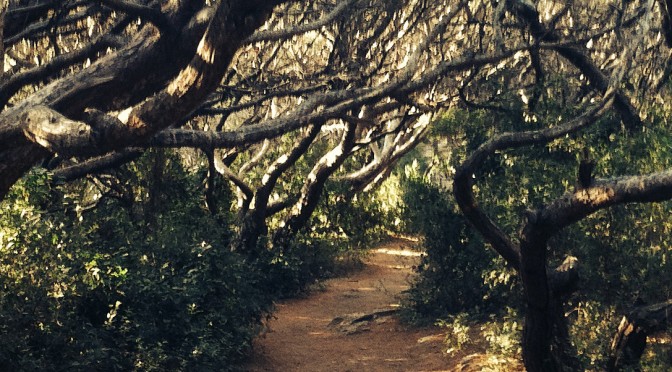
453,92 -> 615,269
508,0 -> 642,129
98,0 -> 172,31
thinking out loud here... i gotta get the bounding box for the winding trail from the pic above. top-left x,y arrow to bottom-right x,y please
242,238 -> 455,372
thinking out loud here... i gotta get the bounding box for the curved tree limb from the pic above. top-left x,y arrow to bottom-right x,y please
121,0 -> 288,140
98,0 -> 171,31
0,33 -> 126,107
507,0 -> 642,129
4,0 -> 58,42
52,148 -> 144,182
536,168 -> 672,234
234,123 -> 322,254
246,0 -> 358,44
0,0 -> 6,72
0,0 -> 292,200
4,4 -> 92,46
341,112 -> 432,193
453,92 -> 615,269
253,123 -> 322,213
213,153 -> 254,210
274,120 -> 357,243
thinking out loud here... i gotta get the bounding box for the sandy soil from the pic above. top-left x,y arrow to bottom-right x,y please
241,238 -> 459,372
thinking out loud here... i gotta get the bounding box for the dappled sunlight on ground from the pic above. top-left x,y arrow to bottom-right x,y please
243,238 -> 457,372
244,237 -> 524,371
373,248 -> 423,257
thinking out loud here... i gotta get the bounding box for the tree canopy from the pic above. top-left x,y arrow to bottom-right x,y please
5,0 -> 672,370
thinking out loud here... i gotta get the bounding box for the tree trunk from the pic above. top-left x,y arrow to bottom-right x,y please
607,299 -> 672,371
272,121 -> 357,248
234,213 -> 269,258
0,0 -> 288,202
522,295 -> 579,371
520,228 -> 580,371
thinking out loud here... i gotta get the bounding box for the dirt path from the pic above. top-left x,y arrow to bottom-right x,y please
242,238 -> 455,372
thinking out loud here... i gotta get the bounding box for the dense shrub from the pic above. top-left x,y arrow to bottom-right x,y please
260,181 -> 402,298
400,173 -> 518,320
0,154 -> 273,371
255,235 -> 344,297
402,105 -> 672,367
256,178 -> 406,298
317,182 -> 402,248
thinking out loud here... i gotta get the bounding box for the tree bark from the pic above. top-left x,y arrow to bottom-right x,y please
272,121 -> 357,247
0,0 -> 291,201
234,124 -> 322,255
519,226 -> 580,371
608,299 -> 672,371
0,0 -> 7,68
507,0 -> 641,129
453,97 -> 613,371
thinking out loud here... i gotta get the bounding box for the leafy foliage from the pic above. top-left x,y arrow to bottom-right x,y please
558,121 -> 672,367
400,163 -> 518,320
317,181 -> 401,247
255,235 -> 344,298
406,104 -> 672,367
259,180 -> 403,298
0,152 -> 273,371
402,176 -> 483,316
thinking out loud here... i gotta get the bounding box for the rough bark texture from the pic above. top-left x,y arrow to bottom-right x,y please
0,0 -> 289,200
507,0 -> 641,130
450,93 -> 672,371
234,124 -> 322,255
0,0 -> 521,202
456,94 -> 672,369
608,300 -> 672,371
0,0 -> 6,65
660,0 -> 672,48
272,122 -> 357,247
